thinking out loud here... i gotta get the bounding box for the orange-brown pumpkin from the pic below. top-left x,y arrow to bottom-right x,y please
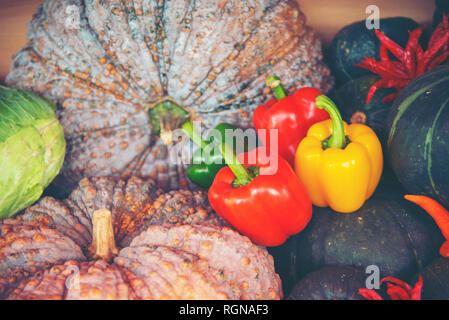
0,176 -> 282,300
6,0 -> 333,194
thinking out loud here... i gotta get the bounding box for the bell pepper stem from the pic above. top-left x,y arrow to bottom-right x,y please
182,122 -> 209,150
315,95 -> 346,149
219,141 -> 253,187
267,75 -> 287,100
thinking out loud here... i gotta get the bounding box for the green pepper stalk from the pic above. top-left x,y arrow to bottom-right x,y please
315,95 -> 347,149
181,122 -> 209,151
266,75 -> 287,100
218,139 -> 254,187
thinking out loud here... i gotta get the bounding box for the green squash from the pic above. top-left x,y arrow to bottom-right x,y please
328,17 -> 418,85
387,65 -> 449,207
288,265 -> 366,300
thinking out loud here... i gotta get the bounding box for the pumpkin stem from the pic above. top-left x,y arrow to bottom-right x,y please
147,98 -> 190,145
266,75 -> 287,100
88,209 -> 118,262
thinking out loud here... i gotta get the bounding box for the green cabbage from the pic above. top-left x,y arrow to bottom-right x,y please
0,86 -> 66,219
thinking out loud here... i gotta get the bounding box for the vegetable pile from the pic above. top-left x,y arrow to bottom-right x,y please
2,0 -> 449,301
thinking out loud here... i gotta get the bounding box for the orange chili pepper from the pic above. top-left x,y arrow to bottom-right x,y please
404,194 -> 449,257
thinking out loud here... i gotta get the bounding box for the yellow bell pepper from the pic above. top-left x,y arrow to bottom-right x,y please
294,95 -> 383,213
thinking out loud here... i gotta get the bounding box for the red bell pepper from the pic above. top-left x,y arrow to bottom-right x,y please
208,142 -> 312,247
253,76 -> 330,165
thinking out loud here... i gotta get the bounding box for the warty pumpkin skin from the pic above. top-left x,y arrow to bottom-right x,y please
6,0 -> 333,194
0,176 -> 282,300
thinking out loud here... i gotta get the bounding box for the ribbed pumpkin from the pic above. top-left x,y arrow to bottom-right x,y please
5,0 -> 333,194
0,176 -> 282,300
387,65 -> 449,207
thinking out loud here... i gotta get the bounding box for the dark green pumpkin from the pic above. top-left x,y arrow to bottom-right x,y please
413,257 -> 449,300
273,192 -> 444,292
329,75 -> 395,145
328,17 -> 418,85
387,65 -> 449,208
287,265 -> 366,300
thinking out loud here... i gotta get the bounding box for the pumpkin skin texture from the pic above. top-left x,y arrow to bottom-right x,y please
413,257 -> 449,300
292,196 -> 444,283
387,65 -> 449,208
0,176 -> 282,300
288,265 -> 366,300
6,0 -> 333,195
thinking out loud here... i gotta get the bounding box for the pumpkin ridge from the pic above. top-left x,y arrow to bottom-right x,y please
91,3 -> 157,101
165,0 -> 195,90
388,74 -> 449,147
63,200 -> 93,244
113,262 -> 144,299
83,1 -> 161,102
178,3 -> 272,104
0,223 -> 86,297
186,0 -> 292,107
424,97 -> 449,198
179,0 -> 286,106
22,200 -> 91,247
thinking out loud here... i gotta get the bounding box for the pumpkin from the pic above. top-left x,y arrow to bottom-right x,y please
5,0 -> 333,195
328,17 -> 418,85
0,176 -> 282,300
271,190 -> 445,290
287,265 -> 366,300
387,65 -> 449,208
414,257 -> 449,300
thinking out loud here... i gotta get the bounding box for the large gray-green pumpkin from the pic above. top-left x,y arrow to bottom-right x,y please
6,0 -> 333,194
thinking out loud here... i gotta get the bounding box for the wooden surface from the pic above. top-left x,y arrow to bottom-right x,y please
0,0 -> 436,81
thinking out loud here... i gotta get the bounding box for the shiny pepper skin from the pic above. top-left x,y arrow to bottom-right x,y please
294,96 -> 383,213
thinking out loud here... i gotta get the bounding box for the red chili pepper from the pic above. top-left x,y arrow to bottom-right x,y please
208,144 -> 312,247
355,15 -> 449,103
253,76 -> 329,166
358,276 -> 423,300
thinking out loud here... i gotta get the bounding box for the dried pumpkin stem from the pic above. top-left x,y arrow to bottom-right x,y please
266,75 -> 287,100
89,209 -> 118,262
